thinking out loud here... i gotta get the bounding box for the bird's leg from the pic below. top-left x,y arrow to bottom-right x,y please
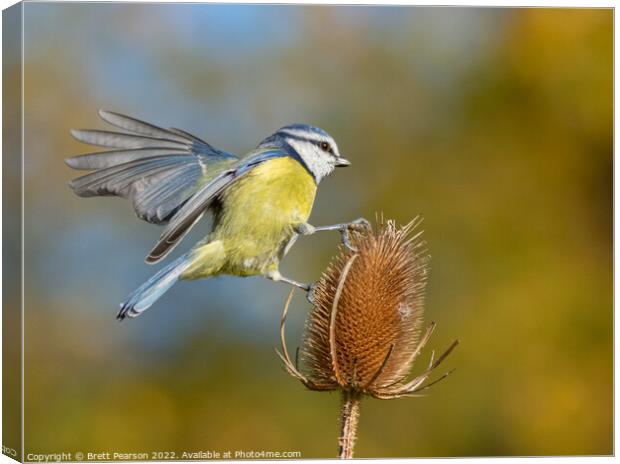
295,218 -> 371,251
280,275 -> 312,292
266,269 -> 317,304
266,269 -> 311,291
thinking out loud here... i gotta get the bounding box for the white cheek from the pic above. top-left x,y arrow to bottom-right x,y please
289,141 -> 335,183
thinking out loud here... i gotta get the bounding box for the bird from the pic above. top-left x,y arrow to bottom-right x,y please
66,110 -> 368,320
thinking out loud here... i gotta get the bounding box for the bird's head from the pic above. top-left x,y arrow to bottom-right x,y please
259,124 -> 350,183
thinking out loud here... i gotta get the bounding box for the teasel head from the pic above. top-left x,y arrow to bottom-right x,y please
277,216 -> 458,458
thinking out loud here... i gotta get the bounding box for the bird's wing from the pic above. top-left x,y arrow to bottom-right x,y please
66,110 -> 238,224
145,149 -> 289,264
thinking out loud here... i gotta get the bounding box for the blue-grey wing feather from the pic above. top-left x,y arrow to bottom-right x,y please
66,148 -> 189,170
66,110 -> 238,225
70,129 -> 186,150
169,127 -> 211,145
68,157 -> 181,196
99,110 -> 231,157
98,109 -> 192,143
145,149 -> 289,263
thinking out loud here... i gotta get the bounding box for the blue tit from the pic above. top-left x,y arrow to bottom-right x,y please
66,110 -> 367,320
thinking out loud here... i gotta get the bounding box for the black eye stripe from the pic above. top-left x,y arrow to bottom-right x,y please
279,132 -> 336,156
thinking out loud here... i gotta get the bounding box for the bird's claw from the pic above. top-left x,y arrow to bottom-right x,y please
306,282 -> 317,304
340,218 -> 371,251
348,217 -> 371,231
340,228 -> 358,252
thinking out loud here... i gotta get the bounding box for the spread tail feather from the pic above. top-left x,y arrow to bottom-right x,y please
118,254 -> 193,320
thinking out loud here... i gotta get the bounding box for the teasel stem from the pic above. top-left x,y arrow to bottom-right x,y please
338,390 -> 361,459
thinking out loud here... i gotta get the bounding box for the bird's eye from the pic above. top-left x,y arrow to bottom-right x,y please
319,141 -> 333,153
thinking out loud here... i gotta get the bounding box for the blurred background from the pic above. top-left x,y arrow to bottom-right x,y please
6,4 -> 612,458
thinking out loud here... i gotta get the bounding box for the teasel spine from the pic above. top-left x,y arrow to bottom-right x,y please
332,254 -> 361,460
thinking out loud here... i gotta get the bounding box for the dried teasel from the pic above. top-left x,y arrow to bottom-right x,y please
277,216 -> 458,459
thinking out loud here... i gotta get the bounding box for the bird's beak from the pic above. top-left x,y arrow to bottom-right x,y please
336,157 -> 351,167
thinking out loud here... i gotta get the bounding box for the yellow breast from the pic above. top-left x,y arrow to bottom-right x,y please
212,155 -> 317,274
